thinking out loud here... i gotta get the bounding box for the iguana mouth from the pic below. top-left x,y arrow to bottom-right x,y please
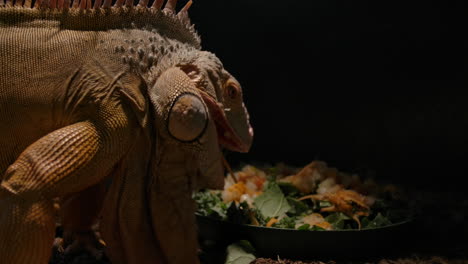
199,92 -> 250,153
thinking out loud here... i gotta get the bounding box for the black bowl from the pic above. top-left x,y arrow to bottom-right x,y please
196,214 -> 416,260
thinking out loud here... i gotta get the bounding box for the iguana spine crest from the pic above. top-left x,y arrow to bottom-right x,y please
0,0 -> 201,48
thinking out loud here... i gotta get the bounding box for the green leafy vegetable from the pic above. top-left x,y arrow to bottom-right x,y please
250,208 -> 269,226
310,225 -> 326,231
194,191 -> 228,220
286,197 -> 309,215
236,240 -> 256,253
277,181 -> 300,196
362,213 -> 392,229
195,164 -> 409,231
325,212 -> 350,229
253,182 -> 291,218
296,223 -> 327,231
297,224 -> 311,230
273,216 -> 297,229
225,241 -> 256,264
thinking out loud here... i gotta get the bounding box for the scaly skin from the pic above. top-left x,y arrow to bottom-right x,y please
0,0 -> 253,263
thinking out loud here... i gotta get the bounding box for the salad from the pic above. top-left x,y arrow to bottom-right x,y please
194,161 -> 409,230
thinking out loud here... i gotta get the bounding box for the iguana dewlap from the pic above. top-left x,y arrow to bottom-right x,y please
0,0 -> 253,263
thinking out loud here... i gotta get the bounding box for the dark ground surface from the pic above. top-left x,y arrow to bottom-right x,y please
251,257 -> 468,264
50,188 -> 468,264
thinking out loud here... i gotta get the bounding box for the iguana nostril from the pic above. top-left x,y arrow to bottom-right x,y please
167,93 -> 208,142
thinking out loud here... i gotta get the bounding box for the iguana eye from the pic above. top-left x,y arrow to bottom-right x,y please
167,93 -> 208,142
226,82 -> 240,100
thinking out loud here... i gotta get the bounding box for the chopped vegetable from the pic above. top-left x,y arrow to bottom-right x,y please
195,161 -> 409,231
194,190 -> 229,220
223,182 -> 247,203
225,241 -> 256,264
265,218 -> 278,227
298,213 -> 332,230
253,182 -> 291,218
299,189 -> 370,229
273,216 -> 296,229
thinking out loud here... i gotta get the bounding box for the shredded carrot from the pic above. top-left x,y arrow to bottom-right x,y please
315,222 -> 333,230
266,218 -> 278,227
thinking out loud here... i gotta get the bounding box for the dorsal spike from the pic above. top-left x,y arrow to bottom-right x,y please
56,0 -> 63,9
124,0 -> 132,7
93,0 -> 102,8
41,0 -> 50,8
24,0 -> 32,7
151,0 -> 163,9
163,0 -> 177,13
63,0 -> 70,9
114,0 -> 124,7
102,0 -> 111,7
50,0 -> 57,8
137,0 -> 148,7
33,0 -> 41,8
177,1 -> 192,26
1,0 -> 201,49
180,0 -> 192,12
177,10 -> 189,25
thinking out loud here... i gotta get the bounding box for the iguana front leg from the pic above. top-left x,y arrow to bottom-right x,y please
100,128 -> 167,264
0,116 -> 137,264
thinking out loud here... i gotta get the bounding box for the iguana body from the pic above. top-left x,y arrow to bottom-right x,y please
0,1 -> 253,263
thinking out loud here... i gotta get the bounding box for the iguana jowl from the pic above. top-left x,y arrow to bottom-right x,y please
0,0 -> 253,263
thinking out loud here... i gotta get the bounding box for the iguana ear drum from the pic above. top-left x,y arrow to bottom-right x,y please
167,93 -> 208,142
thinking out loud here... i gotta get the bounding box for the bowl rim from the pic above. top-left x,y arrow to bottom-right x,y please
195,213 -> 414,233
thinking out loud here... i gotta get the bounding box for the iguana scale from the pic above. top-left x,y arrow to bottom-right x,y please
0,0 -> 253,263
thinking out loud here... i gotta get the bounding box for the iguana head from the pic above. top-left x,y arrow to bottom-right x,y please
113,1 -> 251,191
149,51 -> 253,190
177,52 -> 254,153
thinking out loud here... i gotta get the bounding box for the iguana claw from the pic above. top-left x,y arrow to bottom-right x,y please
62,230 -> 105,259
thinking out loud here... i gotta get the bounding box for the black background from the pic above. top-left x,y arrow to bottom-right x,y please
189,0 -> 466,191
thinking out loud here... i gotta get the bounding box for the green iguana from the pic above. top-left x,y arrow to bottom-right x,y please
0,0 -> 253,263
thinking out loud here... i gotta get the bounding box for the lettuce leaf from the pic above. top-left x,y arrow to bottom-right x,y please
286,197 -> 309,215
325,212 -> 350,229
273,216 -> 297,229
225,241 -> 256,264
254,182 -> 291,218
362,213 -> 392,229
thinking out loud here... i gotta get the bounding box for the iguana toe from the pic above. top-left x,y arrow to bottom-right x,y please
62,230 -> 105,260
